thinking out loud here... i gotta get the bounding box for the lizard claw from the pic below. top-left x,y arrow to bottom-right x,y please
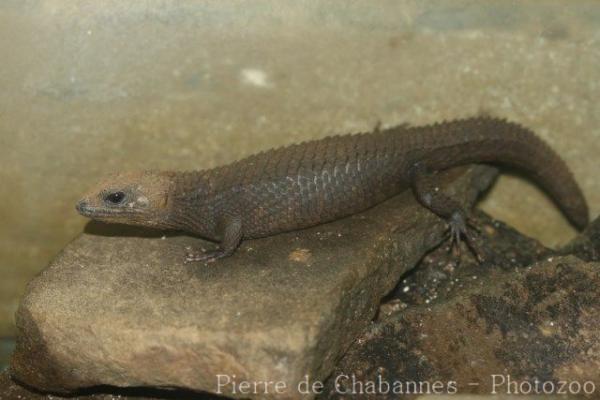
446,211 -> 486,263
184,249 -> 227,264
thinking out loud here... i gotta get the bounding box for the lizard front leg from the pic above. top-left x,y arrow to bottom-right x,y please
409,162 -> 483,260
185,216 -> 243,263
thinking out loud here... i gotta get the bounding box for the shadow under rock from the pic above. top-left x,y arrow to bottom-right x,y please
0,338 -> 15,371
6,372 -> 232,400
83,220 -> 183,239
59,385 -> 231,400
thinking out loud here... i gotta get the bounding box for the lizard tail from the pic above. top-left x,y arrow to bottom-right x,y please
418,117 -> 590,230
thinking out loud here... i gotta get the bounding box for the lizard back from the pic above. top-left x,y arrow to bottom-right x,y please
184,117 -> 588,239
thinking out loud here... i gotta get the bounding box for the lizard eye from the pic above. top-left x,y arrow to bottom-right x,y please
105,191 -> 126,205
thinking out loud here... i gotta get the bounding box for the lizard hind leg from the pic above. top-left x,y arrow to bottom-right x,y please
409,162 -> 485,262
445,210 -> 484,261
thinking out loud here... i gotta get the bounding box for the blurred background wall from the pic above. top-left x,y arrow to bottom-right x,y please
1,0 -> 599,338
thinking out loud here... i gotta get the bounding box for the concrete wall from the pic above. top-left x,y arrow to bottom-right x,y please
1,0 -> 599,336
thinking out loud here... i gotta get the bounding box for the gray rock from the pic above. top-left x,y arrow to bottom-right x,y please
10,166 -> 496,400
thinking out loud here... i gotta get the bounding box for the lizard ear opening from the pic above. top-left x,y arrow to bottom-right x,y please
159,191 -> 170,208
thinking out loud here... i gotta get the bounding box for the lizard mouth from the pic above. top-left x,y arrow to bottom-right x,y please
76,201 -> 137,218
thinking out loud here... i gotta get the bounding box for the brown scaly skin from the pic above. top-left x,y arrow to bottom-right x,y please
76,117 -> 589,263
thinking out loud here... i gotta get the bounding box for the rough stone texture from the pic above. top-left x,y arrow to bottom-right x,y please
2,0 -> 600,337
319,214 -> 600,399
9,166 -> 496,399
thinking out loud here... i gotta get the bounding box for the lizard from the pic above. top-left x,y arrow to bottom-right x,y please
76,117 -> 589,263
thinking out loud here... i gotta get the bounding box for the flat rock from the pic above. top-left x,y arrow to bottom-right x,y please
320,215 -> 600,399
10,166 -> 497,399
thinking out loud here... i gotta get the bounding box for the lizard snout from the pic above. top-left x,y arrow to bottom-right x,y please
76,200 -> 90,216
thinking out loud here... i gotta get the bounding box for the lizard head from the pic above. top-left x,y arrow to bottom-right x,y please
76,170 -> 176,229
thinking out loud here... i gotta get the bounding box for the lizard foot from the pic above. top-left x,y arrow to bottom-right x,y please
184,248 -> 228,264
446,211 -> 486,263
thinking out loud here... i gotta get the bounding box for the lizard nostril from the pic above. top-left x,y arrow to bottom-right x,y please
76,201 -> 87,213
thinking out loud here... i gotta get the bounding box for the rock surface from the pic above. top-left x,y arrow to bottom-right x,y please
10,166 -> 496,399
319,213 -> 600,399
